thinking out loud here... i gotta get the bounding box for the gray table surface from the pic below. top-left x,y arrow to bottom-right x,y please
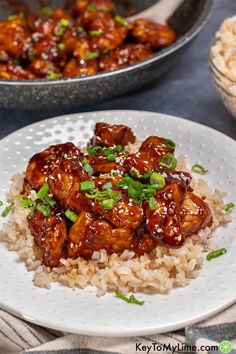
0,0 -> 236,140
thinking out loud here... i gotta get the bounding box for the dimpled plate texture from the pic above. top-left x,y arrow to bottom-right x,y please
0,110 -> 235,336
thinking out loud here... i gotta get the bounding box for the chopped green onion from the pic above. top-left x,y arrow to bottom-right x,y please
224,202 -> 234,212
107,154 -> 116,162
83,52 -> 99,60
115,290 -> 144,305
140,170 -> 152,180
94,190 -> 109,201
149,197 -> 157,210
77,26 -> 85,33
125,150 -> 129,156
159,153 -> 177,170
109,191 -> 122,201
80,181 -> 95,191
28,50 -> 35,61
206,248 -> 227,261
87,4 -> 98,11
19,12 -> 25,19
81,157 -> 88,166
114,145 -> 123,152
43,195 -> 56,207
145,186 -> 156,199
102,199 -> 116,209
130,167 -> 141,178
115,15 -> 129,29
41,6 -> 52,17
164,139 -> 176,149
18,195 -> 36,208
1,203 -> 14,217
191,164 -> 208,175
60,18 -> 69,27
103,147 -> 113,156
83,163 -> 94,177
47,71 -> 60,79
37,183 -> 49,200
150,173 -> 165,189
7,15 -> 17,21
102,182 -> 113,190
65,209 -> 78,223
58,43 -> 66,51
36,203 -> 50,217
93,146 -> 103,156
88,148 -> 95,156
85,189 -> 98,199
117,176 -> 133,187
12,59 -> 20,66
128,182 -> 143,198
55,27 -> 65,37
0,201 -> 3,206
89,30 -> 103,37
87,4 -> 111,11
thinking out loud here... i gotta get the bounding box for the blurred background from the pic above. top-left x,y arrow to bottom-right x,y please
0,0 -> 236,140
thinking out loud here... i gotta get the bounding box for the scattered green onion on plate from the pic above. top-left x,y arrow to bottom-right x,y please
224,202 -> 234,212
206,248 -> 227,261
191,164 -> 208,175
1,203 -> 14,217
115,290 -> 144,305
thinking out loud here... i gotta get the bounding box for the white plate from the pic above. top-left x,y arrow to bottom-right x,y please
0,110 -> 236,336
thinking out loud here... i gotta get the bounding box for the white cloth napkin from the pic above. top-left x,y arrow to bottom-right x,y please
0,304 -> 235,354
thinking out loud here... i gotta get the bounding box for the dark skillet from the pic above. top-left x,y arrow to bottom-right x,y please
0,0 -> 212,109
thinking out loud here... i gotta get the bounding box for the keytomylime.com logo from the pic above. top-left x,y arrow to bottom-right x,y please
219,340 -> 233,354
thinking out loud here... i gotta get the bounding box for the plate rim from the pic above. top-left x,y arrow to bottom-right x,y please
0,109 -> 235,337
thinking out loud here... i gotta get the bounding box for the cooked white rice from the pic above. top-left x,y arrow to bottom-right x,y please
0,156 -> 230,295
211,16 -> 236,82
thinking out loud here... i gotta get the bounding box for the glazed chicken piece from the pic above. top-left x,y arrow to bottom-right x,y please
26,14 -> 57,36
130,19 -> 176,49
29,59 -> 60,78
67,211 -> 136,258
60,27 -> 80,56
51,8 -> 73,22
0,18 -> 28,59
63,57 -> 98,77
180,192 -> 212,237
71,0 -> 123,52
146,182 -> 185,247
0,61 -> 35,80
74,0 -> 115,14
140,136 -> 175,163
89,15 -> 127,52
92,122 -> 136,147
99,43 -> 153,72
154,169 -> 192,193
32,37 -> 67,68
28,207 -> 67,267
48,159 -> 90,213
124,151 -> 155,175
63,37 -> 99,77
24,143 -> 81,192
135,226 -> 157,255
91,190 -> 144,229
90,154 -> 126,174
74,0 -> 115,27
